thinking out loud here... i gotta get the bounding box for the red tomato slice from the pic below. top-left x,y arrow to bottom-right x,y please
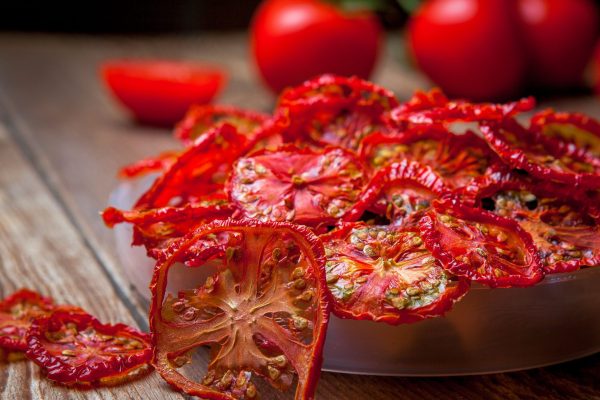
135,124 -> 250,209
276,75 -> 399,149
360,126 -> 504,189
353,160 -> 448,227
174,105 -> 270,146
26,309 -> 152,386
150,219 -> 329,400
481,118 -> 600,188
101,60 -> 226,126
227,145 -> 368,226
321,223 -> 469,324
419,199 -> 543,287
469,176 -> 600,273
0,289 -> 55,353
118,150 -> 181,180
531,110 -> 600,163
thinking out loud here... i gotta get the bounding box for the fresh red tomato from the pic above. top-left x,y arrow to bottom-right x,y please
250,0 -> 382,94
519,0 -> 600,89
101,60 -> 226,126
408,0 -> 527,101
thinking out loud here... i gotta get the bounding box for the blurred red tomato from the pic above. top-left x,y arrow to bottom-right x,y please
101,60 -> 226,127
250,0 -> 382,94
408,0 -> 527,101
519,0 -> 600,90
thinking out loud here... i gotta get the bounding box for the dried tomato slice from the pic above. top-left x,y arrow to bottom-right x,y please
419,200 -> 543,287
103,200 -> 234,259
175,105 -> 269,146
353,160 -> 448,227
118,150 -> 180,180
0,289 -> 55,353
277,75 -> 399,150
135,124 -> 250,209
531,110 -> 600,162
469,176 -> 600,273
150,219 -> 329,400
228,145 -> 367,226
26,309 -> 152,386
321,223 -> 469,324
388,89 -> 534,128
481,118 -> 600,188
360,126 -> 503,189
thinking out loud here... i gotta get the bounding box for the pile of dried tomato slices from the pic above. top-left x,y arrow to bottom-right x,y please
104,75 -> 600,399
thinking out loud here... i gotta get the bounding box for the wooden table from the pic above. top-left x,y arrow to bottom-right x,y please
0,33 -> 598,400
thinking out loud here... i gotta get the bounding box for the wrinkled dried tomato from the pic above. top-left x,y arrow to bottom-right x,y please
175,104 -> 270,146
0,289 -> 55,353
481,118 -> 600,189
276,75 -> 399,150
360,126 -> 504,189
468,176 -> 600,273
150,219 -> 329,400
26,309 -> 152,386
321,223 -> 469,324
353,160 -> 448,227
419,199 -> 543,288
118,151 -> 181,180
228,145 -> 367,226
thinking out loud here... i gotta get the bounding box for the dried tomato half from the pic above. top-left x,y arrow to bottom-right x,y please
228,145 -> 367,226
531,110 -> 600,162
360,126 -> 503,189
135,124 -> 249,209
175,105 -> 269,146
469,176 -> 600,273
353,160 -> 448,227
103,200 -> 234,259
0,289 -> 55,353
277,75 -> 399,150
481,118 -> 600,188
150,219 -> 329,400
419,200 -> 543,288
26,309 -> 152,386
321,223 -> 469,324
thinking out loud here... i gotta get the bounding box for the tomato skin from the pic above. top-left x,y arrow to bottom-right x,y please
101,60 -> 226,127
519,0 -> 600,89
251,0 -> 382,93
408,0 -> 527,101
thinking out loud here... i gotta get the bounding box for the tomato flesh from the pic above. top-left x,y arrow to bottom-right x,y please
321,223 -> 469,324
228,145 -> 367,226
420,200 -> 543,287
0,289 -> 55,352
150,220 -> 329,400
26,309 -> 152,386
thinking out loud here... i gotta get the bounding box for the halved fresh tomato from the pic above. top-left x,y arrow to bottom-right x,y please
227,145 -> 367,226
481,118 -> 600,188
135,124 -> 249,209
530,110 -> 600,161
26,309 -> 152,386
321,223 -> 469,324
101,59 -> 226,126
469,176 -> 600,273
150,219 -> 329,400
419,199 -> 543,287
175,105 -> 270,146
276,75 -> 399,149
103,200 -> 234,260
360,126 -> 503,189
354,160 -> 448,227
0,289 -> 55,354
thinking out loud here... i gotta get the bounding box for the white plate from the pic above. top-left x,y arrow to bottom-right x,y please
110,177 -> 600,376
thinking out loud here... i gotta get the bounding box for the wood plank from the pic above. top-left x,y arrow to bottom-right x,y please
0,121 -> 184,398
0,33 -> 598,399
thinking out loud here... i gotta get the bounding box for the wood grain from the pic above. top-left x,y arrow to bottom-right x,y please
0,33 -> 598,399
